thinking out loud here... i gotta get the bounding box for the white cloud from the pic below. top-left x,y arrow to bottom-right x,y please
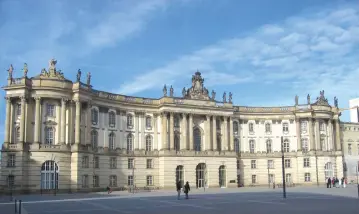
118,3 -> 359,113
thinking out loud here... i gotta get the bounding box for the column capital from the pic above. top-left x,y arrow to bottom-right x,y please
61,97 -> 69,104
135,111 -> 145,116
206,115 -> 211,120
181,112 -> 188,117
73,99 -> 81,105
4,96 -> 11,103
153,113 -> 158,117
34,96 -> 41,102
169,112 -> 174,116
20,96 -> 26,102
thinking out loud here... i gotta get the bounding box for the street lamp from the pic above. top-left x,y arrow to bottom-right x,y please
280,136 -> 287,199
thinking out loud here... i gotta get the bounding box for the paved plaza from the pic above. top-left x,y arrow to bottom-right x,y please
1,186 -> 359,214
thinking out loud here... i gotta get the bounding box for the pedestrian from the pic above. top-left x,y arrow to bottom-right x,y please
176,181 -> 182,200
106,186 -> 112,194
327,177 -> 331,188
184,181 -> 190,199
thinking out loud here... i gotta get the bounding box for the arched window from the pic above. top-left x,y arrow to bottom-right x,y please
145,135 -> 152,151
233,121 -> 239,134
45,127 -> 54,145
174,134 -> 180,151
265,123 -> 271,133
91,130 -> 98,149
176,165 -> 184,187
266,139 -> 272,153
324,162 -> 333,179
283,139 -> 290,152
219,165 -> 226,188
127,134 -> 133,151
145,116 -> 152,129
217,135 -> 222,151
91,109 -> 98,125
109,112 -> 116,127
127,114 -> 133,128
234,138 -> 240,153
193,127 -> 201,152
301,138 -> 308,152
196,163 -> 207,188
108,132 -> 115,150
249,139 -> 255,153
14,127 -> 20,144
41,160 -> 59,190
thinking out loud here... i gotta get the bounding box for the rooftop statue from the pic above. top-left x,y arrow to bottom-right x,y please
228,92 -> 233,104
184,71 -> 211,100
163,84 -> 167,97
307,94 -> 310,104
223,92 -> 227,103
76,69 -> 81,82
39,59 -> 65,80
23,63 -> 28,78
295,95 -> 299,105
334,96 -> 338,108
211,90 -> 216,101
313,90 -> 329,106
7,64 -> 13,79
170,85 -> 174,97
87,72 -> 91,86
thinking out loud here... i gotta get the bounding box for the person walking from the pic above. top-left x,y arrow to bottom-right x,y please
176,181 -> 182,200
184,181 -> 190,199
327,177 -> 331,188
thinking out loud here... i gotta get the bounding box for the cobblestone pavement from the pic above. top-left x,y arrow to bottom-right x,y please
1,186 -> 358,214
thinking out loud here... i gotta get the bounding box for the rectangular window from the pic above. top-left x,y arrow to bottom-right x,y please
46,104 -> 55,117
110,157 -> 117,169
251,175 -> 256,184
284,159 -> 291,168
285,173 -> 292,183
82,156 -> 89,168
300,121 -> 307,133
91,109 -> 98,125
7,154 -> 15,167
82,175 -> 89,188
127,115 -> 133,128
304,173 -> 311,182
251,160 -> 256,169
282,123 -> 289,132
93,175 -> 99,187
128,159 -> 134,169
16,104 -> 21,116
146,175 -> 153,186
267,160 -> 274,169
146,117 -> 152,129
146,159 -> 153,169
269,174 -> 274,183
109,175 -> 117,187
93,156 -> 99,168
128,175 -> 134,186
348,144 -> 352,155
7,175 -> 15,187
303,158 -> 310,168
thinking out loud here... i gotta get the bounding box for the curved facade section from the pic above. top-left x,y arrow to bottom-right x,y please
0,60 -> 345,193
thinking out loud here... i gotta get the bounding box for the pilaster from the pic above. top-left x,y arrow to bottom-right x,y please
308,118 -> 314,151
334,119 -> 341,151
296,119 -> 301,151
60,98 -> 68,144
4,97 -> 11,144
212,116 -> 217,151
223,116 -> 228,151
140,112 -> 145,150
229,117 -> 234,151
181,113 -> 187,150
19,96 -> 26,143
75,100 -> 81,144
315,119 -> 320,150
161,112 -> 168,150
169,112 -> 174,150
189,114 -> 194,150
205,115 -> 211,151
153,113 -> 158,150
135,112 -> 140,150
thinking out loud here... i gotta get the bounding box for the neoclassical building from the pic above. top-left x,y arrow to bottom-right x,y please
0,59 -> 346,193
341,122 -> 359,183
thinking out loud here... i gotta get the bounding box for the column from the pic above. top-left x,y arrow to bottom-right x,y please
308,118 -> 314,151
205,115 -> 211,151
223,116 -> 228,150
153,114 -> 158,150
60,98 -> 67,144
212,116 -> 217,151
19,96 -> 26,143
189,114 -> 193,150
4,97 -> 11,144
229,117 -> 234,151
296,119 -> 301,151
169,112 -> 174,150
141,113 -> 145,150
328,120 -> 334,151
33,97 -> 41,144
161,112 -> 168,150
334,119 -> 341,151
75,100 -> 81,144
181,113 -> 187,150
86,102 -> 91,146
135,112 -> 140,150
315,119 -> 320,150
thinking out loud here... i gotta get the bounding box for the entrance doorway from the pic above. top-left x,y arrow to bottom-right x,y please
196,163 -> 207,188
219,165 -> 226,187
176,165 -> 184,186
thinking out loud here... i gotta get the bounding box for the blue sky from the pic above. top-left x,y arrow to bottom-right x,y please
0,0 -> 358,145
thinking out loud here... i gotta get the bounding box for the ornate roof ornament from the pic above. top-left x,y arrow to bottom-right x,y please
183,71 -> 210,100
313,90 -> 330,106
23,63 -> 28,78
39,59 -> 65,80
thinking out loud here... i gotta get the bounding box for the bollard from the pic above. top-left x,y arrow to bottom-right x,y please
15,199 -> 17,214
19,200 -> 22,214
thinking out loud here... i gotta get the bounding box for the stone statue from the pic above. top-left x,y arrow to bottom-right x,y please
211,90 -> 216,100
170,85 -> 174,97
23,63 -> 28,78
49,59 -> 57,70
229,92 -> 233,103
182,87 -> 186,97
87,72 -> 91,85
7,64 -> 13,79
334,96 -> 338,108
76,69 -> 81,82
223,92 -> 227,103
307,94 -> 310,104
163,84 -> 167,97
295,95 -> 299,105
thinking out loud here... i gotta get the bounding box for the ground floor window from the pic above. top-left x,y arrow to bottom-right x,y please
82,175 -> 89,188
304,173 -> 311,182
128,175 -> 134,186
196,163 -> 207,188
93,175 -> 99,187
146,175 -> 153,186
285,173 -> 292,183
40,160 -> 59,190
109,175 -> 117,187
268,174 -> 274,183
251,175 -> 256,184
219,165 -> 226,187
7,175 -> 15,188
176,165 -> 184,187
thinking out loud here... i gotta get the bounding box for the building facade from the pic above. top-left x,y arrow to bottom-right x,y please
0,60 -> 347,193
341,122 -> 359,183
349,98 -> 359,123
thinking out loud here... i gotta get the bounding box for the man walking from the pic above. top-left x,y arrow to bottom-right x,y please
176,181 -> 182,200
184,181 -> 190,199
